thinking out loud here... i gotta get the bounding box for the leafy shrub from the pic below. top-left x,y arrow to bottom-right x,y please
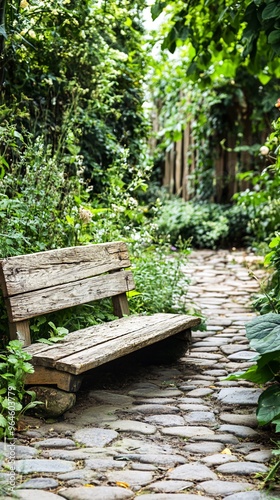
30,299 -> 118,342
0,340 -> 41,439
155,197 -> 251,249
227,313 -> 280,481
234,114 -> 280,245
2,0 -> 149,196
128,244 -> 201,319
253,234 -> 280,315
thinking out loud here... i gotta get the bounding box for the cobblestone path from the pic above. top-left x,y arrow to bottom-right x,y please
1,250 -> 280,500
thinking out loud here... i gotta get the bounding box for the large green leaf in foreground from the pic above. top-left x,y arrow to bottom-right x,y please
246,313 -> 280,354
257,384 -> 280,426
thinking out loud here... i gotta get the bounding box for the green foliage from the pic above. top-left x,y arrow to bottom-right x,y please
155,197 -> 252,249
0,340 -> 42,439
37,322 -> 69,345
227,313 -> 280,428
128,244 -> 200,317
1,0 -> 149,195
30,299 -> 118,342
150,0 -> 280,83
231,109 -> 280,246
0,133 -> 82,257
252,234 -> 280,315
148,48 -> 279,203
148,1 -> 280,205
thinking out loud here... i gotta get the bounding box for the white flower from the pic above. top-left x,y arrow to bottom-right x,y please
260,146 -> 269,155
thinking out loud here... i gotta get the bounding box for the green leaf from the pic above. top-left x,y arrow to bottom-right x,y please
258,73 -> 271,85
246,314 -> 280,354
226,362 -> 275,384
127,290 -> 141,297
256,350 -> 280,370
0,415 -> 8,428
262,2 -> 280,20
251,332 -> 280,356
22,400 -> 43,412
272,417 -> 280,432
257,384 -> 280,426
151,1 -> 167,21
56,327 -> 69,336
1,398 -> 22,411
268,30 -> 280,44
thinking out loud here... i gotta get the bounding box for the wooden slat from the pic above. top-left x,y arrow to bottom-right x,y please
25,313 -> 201,375
182,123 -> 190,201
7,271 -> 134,322
25,314 -> 149,359
56,314 -> 200,374
25,366 -> 83,392
0,242 -> 130,297
175,138 -> 182,195
170,144 -> 175,193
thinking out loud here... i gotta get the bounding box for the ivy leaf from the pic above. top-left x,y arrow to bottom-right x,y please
257,384 -> 280,426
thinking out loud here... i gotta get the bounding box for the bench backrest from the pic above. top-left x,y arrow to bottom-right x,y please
0,242 -> 134,346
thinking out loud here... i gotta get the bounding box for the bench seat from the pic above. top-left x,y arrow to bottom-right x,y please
24,313 -> 200,375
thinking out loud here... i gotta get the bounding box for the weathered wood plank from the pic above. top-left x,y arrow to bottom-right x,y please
7,271 -> 135,322
38,315 -> 200,375
182,123 -> 190,201
25,366 -> 83,392
112,293 -> 130,318
27,314 -> 185,364
0,242 -> 130,297
9,320 -> 31,346
175,138 -> 182,195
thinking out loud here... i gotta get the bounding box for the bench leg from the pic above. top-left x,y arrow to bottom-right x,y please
25,366 -> 83,392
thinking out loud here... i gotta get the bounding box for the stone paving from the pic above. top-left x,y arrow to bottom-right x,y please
1,249 -> 280,500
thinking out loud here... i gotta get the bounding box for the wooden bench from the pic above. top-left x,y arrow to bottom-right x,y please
0,242 -> 201,392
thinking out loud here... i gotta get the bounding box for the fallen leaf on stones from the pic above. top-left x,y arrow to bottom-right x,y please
221,448 -> 232,454
17,420 -> 28,432
84,484 -> 95,488
116,482 -> 130,489
209,385 -> 216,388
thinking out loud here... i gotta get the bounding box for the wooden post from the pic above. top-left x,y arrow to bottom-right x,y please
9,320 -> 31,346
112,293 -> 130,318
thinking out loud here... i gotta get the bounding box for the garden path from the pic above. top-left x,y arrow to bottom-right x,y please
2,249 -> 280,500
